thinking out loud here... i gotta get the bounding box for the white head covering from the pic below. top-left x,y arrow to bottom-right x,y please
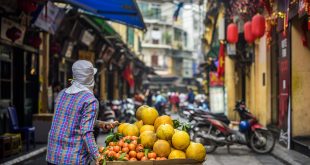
65,60 -> 97,94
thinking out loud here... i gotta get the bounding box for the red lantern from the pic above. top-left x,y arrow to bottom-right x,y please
6,27 -> 22,42
252,14 -> 266,38
227,23 -> 238,43
244,21 -> 255,43
18,0 -> 38,14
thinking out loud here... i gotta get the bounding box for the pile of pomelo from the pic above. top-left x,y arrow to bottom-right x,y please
98,105 -> 206,162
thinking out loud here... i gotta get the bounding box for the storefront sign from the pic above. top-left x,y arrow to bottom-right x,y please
226,43 -> 236,56
209,72 -> 224,87
0,18 -> 26,44
64,42 -> 74,58
81,30 -> 95,46
34,1 -> 65,34
209,87 -> 225,114
102,46 -> 115,63
278,32 -> 291,148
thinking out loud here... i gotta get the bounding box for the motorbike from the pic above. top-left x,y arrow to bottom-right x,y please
119,98 -> 136,123
110,100 -> 122,120
185,108 -> 230,141
192,101 -> 275,154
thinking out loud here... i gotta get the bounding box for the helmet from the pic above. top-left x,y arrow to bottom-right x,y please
239,120 -> 250,133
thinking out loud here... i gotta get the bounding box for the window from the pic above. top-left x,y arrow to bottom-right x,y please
151,55 -> 158,67
151,27 -> 161,44
127,27 -> 134,47
151,3 -> 161,19
174,29 -> 182,41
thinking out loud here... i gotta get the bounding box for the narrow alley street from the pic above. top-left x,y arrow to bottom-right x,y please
1,0 -> 310,164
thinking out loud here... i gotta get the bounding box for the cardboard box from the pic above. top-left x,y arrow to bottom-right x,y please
106,159 -> 203,165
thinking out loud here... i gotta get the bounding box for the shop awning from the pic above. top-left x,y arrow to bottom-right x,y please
63,0 -> 146,30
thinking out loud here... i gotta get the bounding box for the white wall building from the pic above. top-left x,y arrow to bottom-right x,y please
138,0 -> 199,90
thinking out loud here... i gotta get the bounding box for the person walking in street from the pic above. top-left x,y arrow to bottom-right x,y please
154,91 -> 166,115
145,89 -> 153,106
170,92 -> 179,113
187,88 -> 195,104
46,60 -> 117,165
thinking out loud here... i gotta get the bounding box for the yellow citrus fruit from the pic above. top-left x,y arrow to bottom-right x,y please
123,124 -> 139,137
154,115 -> 173,131
140,125 -> 155,134
140,131 -> 157,148
117,123 -> 129,134
186,142 -> 206,162
172,131 -> 190,150
141,107 -> 159,125
168,149 -> 186,159
136,105 -> 149,120
153,140 -> 171,157
134,120 -> 143,130
156,124 -> 175,140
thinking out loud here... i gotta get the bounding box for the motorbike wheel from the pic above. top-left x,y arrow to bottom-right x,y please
249,129 -> 275,154
193,134 -> 217,154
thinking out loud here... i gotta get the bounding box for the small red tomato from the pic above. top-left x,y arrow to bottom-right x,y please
129,150 -> 137,158
108,151 -> 116,158
123,143 -> 129,148
109,142 -> 115,146
113,146 -> 120,153
98,146 -> 105,153
131,140 -> 137,145
122,147 -> 129,153
128,144 -> 136,151
148,152 -> 157,159
115,152 -> 121,159
136,152 -> 144,160
118,140 -> 124,147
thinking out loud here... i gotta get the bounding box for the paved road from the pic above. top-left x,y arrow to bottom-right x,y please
203,145 -> 284,165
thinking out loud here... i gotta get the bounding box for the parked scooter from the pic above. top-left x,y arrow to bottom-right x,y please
185,108 -> 230,141
119,98 -> 136,123
193,101 -> 275,154
110,100 -> 122,120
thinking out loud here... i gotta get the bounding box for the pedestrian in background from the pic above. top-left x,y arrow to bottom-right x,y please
187,88 -> 195,104
155,91 -> 166,115
46,60 -> 117,165
145,89 -> 153,106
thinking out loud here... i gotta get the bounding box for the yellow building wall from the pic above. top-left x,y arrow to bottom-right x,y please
245,35 -> 271,126
110,23 -> 127,42
225,55 -> 238,120
291,19 -> 310,137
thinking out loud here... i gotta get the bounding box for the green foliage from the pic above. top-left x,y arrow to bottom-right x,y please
105,129 -> 124,146
173,119 -> 190,132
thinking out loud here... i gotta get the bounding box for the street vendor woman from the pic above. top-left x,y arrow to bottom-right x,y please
46,60 -> 117,165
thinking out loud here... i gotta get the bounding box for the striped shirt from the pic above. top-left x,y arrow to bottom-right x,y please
46,89 -> 99,164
